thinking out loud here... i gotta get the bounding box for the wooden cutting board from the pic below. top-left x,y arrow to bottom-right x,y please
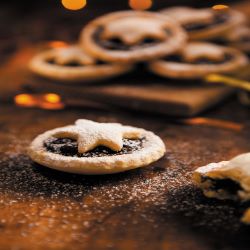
0,46 -> 233,117
73,83 -> 233,117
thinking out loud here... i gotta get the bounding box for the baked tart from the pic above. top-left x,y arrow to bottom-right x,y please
28,119 -> 166,175
148,42 -> 248,79
80,11 -> 187,63
29,45 -> 133,83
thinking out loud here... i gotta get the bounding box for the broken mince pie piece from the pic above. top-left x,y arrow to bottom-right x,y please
79,11 -> 187,63
28,119 -> 166,174
193,153 -> 250,224
29,45 -> 133,83
161,7 -> 246,40
148,42 -> 248,79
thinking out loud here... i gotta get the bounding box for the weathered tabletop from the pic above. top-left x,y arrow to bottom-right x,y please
0,100 -> 250,250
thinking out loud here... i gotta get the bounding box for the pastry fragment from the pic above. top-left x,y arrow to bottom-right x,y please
161,7 -> 246,40
28,119 -> 166,175
80,11 -> 187,63
29,45 -> 133,82
193,153 -> 250,224
148,42 -> 248,79
194,153 -> 250,201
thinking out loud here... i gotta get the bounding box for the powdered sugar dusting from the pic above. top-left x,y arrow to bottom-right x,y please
1,105 -> 250,249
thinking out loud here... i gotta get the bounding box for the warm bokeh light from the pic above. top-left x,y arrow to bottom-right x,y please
129,0 -> 152,10
48,41 -> 69,49
183,117 -> 243,132
14,93 -> 64,110
39,102 -> 65,110
205,74 -> 250,91
14,94 -> 35,107
44,93 -> 61,104
212,4 -> 229,11
61,0 -> 87,10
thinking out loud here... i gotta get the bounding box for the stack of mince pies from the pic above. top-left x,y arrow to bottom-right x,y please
29,7 -> 249,83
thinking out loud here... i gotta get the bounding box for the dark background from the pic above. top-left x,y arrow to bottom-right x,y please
0,0 -> 244,44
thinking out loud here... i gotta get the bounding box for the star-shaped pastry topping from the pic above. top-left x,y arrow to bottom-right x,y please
52,119 -> 141,153
182,43 -> 226,62
162,7 -> 214,24
101,17 -> 168,45
53,46 -> 95,66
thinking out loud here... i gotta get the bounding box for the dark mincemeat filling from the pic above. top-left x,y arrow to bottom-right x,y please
210,38 -> 227,45
93,26 -> 172,51
44,137 -> 145,157
183,13 -> 229,32
202,177 -> 242,195
47,59 -> 107,67
163,53 -> 233,65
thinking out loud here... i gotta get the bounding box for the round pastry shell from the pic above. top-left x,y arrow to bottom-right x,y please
28,127 -> 166,175
148,43 -> 248,79
29,49 -> 133,83
80,11 -> 187,63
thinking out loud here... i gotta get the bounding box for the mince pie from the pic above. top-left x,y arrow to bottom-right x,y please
193,153 -> 250,224
148,42 -> 248,79
79,11 -> 187,63
28,119 -> 166,175
29,45 -> 133,83
161,7 -> 246,40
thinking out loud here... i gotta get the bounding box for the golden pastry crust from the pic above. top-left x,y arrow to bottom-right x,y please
29,45 -> 133,82
148,42 -> 248,79
80,11 -> 187,63
28,119 -> 166,175
161,7 -> 246,40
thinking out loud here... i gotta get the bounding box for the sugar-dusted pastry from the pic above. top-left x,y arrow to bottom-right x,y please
161,7 -> 246,40
29,45 -> 133,83
193,153 -> 250,224
80,11 -> 187,63
28,119 -> 166,175
148,42 -> 248,79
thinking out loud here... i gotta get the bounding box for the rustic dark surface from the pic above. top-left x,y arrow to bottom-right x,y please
0,100 -> 250,250
0,1 -> 250,249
